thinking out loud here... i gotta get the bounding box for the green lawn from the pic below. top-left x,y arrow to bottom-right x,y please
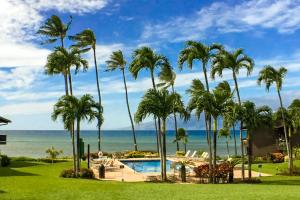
0,160 -> 300,200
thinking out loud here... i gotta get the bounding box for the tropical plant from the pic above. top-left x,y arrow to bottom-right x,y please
218,128 -> 231,158
69,29 -> 103,151
171,159 -> 194,182
37,15 -> 72,47
135,88 -> 187,181
130,46 -> 170,153
222,102 -> 241,156
257,66 -> 292,174
173,128 -> 188,153
158,65 -> 179,150
52,94 -> 98,173
106,50 -> 137,151
178,41 -> 223,183
46,146 -> 63,164
240,101 -> 273,178
211,48 -> 254,180
187,80 -> 232,183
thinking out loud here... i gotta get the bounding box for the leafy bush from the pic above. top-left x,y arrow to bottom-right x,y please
197,149 -> 205,156
11,157 -> 37,162
270,153 -> 284,163
194,164 -> 209,178
176,151 -> 185,156
293,147 -> 300,159
278,167 -> 300,176
79,168 -> 94,179
60,168 -> 94,179
38,158 -> 67,163
125,151 -> 145,158
0,155 -> 10,167
236,178 -> 262,184
253,156 -> 271,163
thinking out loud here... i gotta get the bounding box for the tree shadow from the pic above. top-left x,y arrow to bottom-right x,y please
9,161 -> 42,168
0,190 -> 6,194
0,168 -> 38,177
261,177 -> 300,185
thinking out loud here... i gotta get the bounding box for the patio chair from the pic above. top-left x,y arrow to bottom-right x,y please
190,151 -> 197,158
184,150 -> 191,157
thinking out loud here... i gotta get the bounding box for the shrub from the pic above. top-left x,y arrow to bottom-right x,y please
197,149 -> 205,156
270,153 -> 284,163
125,151 -> 145,158
194,164 -> 209,178
236,178 -> 262,184
176,151 -> 185,156
278,167 -> 300,176
11,157 -> 37,162
60,169 -> 76,178
79,168 -> 94,179
60,168 -> 94,179
253,156 -> 270,164
0,155 -> 10,167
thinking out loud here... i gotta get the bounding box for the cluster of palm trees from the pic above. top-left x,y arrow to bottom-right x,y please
38,15 -> 300,180
38,15 -> 103,174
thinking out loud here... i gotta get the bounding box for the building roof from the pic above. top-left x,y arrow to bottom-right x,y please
0,116 -> 11,125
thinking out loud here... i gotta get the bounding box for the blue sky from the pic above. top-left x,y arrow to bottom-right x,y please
1,0 -> 300,130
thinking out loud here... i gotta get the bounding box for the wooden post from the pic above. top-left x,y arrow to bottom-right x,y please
87,144 -> 90,169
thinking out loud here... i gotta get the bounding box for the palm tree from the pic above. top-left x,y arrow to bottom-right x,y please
135,88 -> 187,181
257,66 -> 292,174
52,94 -> 98,173
130,47 -> 170,153
45,47 -> 87,171
223,102 -> 241,156
69,29 -> 103,151
218,128 -> 231,158
106,50 -> 137,151
37,15 -> 72,47
211,48 -> 254,180
240,101 -> 273,178
52,47 -> 88,95
178,41 -> 223,182
158,65 -> 180,151
187,80 -> 232,183
173,128 -> 189,153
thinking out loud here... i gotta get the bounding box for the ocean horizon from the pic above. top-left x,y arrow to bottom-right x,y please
0,130 -> 244,158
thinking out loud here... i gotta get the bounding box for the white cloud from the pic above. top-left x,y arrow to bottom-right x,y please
0,101 -> 55,116
141,0 -> 300,42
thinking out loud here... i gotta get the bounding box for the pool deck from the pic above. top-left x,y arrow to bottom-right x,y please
91,157 -> 271,182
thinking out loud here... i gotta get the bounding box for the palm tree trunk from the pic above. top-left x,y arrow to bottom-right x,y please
171,85 -> 179,151
68,67 -> 73,96
233,125 -> 237,156
277,89 -> 292,174
122,69 -> 137,151
76,119 -> 81,174
157,117 -> 163,180
162,119 -> 167,181
226,137 -> 230,158
150,70 -> 160,153
93,47 -> 103,151
213,118 -> 217,184
248,130 -> 252,179
233,72 -> 245,180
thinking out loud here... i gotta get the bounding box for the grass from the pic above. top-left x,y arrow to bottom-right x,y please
0,160 -> 300,200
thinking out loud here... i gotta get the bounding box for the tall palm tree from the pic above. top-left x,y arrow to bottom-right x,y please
240,101 -> 273,178
106,50 -> 138,151
69,29 -> 103,151
52,94 -> 98,173
223,102 -> 241,156
135,89 -> 187,181
37,15 -> 72,47
218,128 -> 231,158
187,80 -> 232,183
211,48 -> 254,179
53,47 -> 88,95
257,66 -> 292,173
158,65 -> 180,151
178,41 -> 223,182
130,47 -> 170,153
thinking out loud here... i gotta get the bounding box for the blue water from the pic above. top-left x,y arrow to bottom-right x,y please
121,159 -> 172,173
0,130 -> 245,158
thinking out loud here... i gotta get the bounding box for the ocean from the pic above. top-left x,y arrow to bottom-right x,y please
0,130 -> 243,158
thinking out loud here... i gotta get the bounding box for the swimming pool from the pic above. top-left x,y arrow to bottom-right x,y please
121,159 -> 173,173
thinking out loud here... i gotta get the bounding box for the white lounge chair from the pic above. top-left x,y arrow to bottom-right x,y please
184,150 -> 191,157
190,151 -> 197,158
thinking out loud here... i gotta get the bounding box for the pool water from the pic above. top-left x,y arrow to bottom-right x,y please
121,160 -> 173,173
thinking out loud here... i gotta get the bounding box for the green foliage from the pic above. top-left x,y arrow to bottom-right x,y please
60,168 -> 94,179
0,155 -> 10,167
124,151 -> 158,158
176,151 -> 185,156
60,169 -> 76,178
257,65 -> 287,91
46,146 -> 63,163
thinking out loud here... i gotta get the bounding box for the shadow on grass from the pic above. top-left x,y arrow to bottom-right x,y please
0,167 -> 38,177
0,190 -> 6,194
9,161 -> 42,168
261,177 -> 300,185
